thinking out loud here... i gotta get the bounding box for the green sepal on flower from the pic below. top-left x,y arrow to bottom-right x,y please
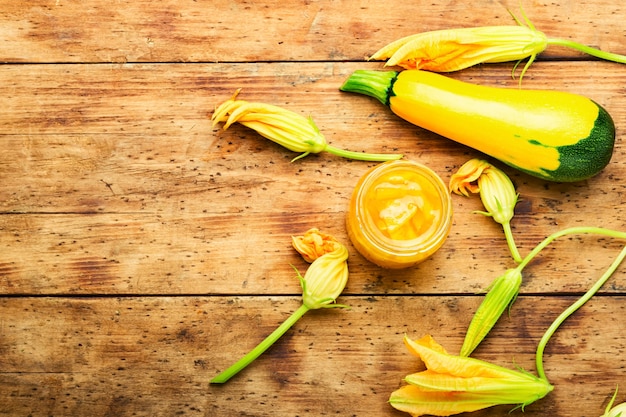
602,387 -> 626,417
212,89 -> 403,162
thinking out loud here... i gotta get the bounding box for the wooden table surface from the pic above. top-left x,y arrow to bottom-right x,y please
2,1 -> 626,416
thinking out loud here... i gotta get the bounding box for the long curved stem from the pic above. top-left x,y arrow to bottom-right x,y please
517,227 -> 626,272
535,245 -> 626,381
211,303 -> 310,383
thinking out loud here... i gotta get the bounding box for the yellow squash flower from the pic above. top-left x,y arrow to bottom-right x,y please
211,228 -> 349,384
212,89 -> 402,162
370,11 -> 626,80
292,228 -> 349,309
371,25 -> 547,74
450,159 -> 521,262
389,335 -> 553,416
449,158 -> 491,196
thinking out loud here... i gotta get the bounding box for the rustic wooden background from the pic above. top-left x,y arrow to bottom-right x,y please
1,0 -> 625,416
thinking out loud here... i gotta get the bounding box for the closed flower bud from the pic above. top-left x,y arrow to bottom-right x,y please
297,242 -> 349,310
460,268 -> 522,357
450,159 -> 521,262
477,164 -> 519,226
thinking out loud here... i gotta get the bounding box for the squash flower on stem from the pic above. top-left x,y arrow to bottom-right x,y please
370,8 -> 626,83
461,225 -> 626,357
389,334 -> 553,416
450,158 -> 521,263
450,160 -> 626,358
391,239 -> 626,416
210,228 -> 349,384
211,89 -> 403,162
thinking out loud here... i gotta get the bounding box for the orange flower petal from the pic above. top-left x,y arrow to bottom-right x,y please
292,228 -> 343,263
449,159 -> 491,196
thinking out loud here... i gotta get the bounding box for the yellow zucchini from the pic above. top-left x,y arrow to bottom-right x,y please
340,69 -> 615,182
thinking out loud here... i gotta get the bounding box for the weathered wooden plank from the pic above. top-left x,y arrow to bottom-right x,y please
0,62 -> 622,195
2,1 -> 625,416
1,61 -> 625,295
0,295 -> 623,416
1,0 -> 625,64
1,210 -> 626,296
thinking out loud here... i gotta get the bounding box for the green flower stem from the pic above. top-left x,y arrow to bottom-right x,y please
547,38 -> 626,64
535,245 -> 626,382
502,221 -> 522,263
516,227 -> 626,272
210,303 -> 310,384
512,226 -> 626,383
324,144 -> 403,162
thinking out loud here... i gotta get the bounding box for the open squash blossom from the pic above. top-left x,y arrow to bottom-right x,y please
450,159 -> 521,262
389,334 -> 553,416
210,229 -> 349,384
371,25 -> 547,75
370,12 -> 626,80
212,89 -> 402,162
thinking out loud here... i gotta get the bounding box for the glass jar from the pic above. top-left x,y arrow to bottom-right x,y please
346,160 -> 453,269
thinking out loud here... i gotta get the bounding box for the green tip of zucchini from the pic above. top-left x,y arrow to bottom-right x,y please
544,102 -> 615,182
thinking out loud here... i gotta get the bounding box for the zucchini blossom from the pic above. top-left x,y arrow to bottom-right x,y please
370,9 -> 626,81
450,158 -> 521,262
292,228 -> 349,309
211,89 -> 402,162
392,239 -> 626,416
460,268 -> 522,357
389,334 -> 553,416
210,228 -> 349,384
371,25 -> 547,74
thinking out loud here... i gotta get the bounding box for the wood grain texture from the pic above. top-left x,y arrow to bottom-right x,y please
1,0 -> 625,63
0,62 -> 625,296
0,296 -> 624,416
2,0 -> 626,416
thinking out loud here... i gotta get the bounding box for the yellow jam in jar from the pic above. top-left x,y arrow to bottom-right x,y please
346,160 -> 453,269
